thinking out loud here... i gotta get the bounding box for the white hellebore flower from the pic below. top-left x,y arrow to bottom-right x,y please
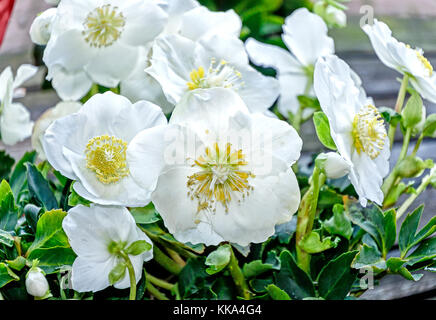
43,92 -> 167,206
128,88 -> 302,246
245,8 -> 334,116
146,34 -> 279,114
120,0 -> 242,113
314,55 -> 390,207
30,8 -> 57,45
40,0 -> 167,101
32,101 -> 82,160
363,19 -> 436,103
62,204 -> 153,293
25,267 -> 50,298
0,65 -> 37,145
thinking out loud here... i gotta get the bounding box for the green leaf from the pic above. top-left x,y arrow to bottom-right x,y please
379,107 -> 401,125
299,231 -> 338,254
130,204 -> 160,224
0,151 -> 14,181
266,284 -> 291,300
9,151 -> 36,200
205,244 -> 231,275
352,244 -> 386,271
26,209 -> 76,266
125,240 -> 152,256
275,250 -> 315,299
398,205 -> 436,257
401,92 -> 423,128
0,180 -> 18,232
178,257 -> 209,298
0,229 -> 14,247
67,184 -> 91,207
0,262 -> 19,288
25,163 -> 58,210
313,112 -> 337,150
406,237 -> 436,265
317,251 -> 359,300
23,203 -> 41,233
108,262 -> 126,285
423,113 -> 436,137
386,257 -> 406,273
243,260 -> 274,278
249,277 -> 274,293
6,256 -> 27,271
324,204 -> 353,239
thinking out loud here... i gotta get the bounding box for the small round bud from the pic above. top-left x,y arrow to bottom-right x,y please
319,152 -> 351,179
25,267 -> 49,298
325,5 -> 347,28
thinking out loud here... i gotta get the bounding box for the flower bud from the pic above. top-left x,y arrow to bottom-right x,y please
412,105 -> 426,136
29,8 -> 57,45
319,152 -> 351,179
396,156 -> 433,178
25,267 -> 49,298
325,5 -> 347,28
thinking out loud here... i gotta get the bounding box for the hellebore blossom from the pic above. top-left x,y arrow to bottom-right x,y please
363,19 -> 436,103
245,8 -> 334,116
120,0 -> 242,113
43,92 -> 167,206
38,0 -> 168,100
0,65 -> 37,145
25,265 -> 50,298
145,34 -> 279,114
314,55 -> 391,206
62,204 -> 153,293
29,8 -> 57,45
128,88 -> 302,246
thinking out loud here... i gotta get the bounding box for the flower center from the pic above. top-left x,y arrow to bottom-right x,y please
187,142 -> 254,213
352,105 -> 387,160
85,135 -> 129,184
82,4 -> 125,48
187,58 -> 244,91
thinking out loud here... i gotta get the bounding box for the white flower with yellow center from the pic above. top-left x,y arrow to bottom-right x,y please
38,0 -> 167,101
0,65 -> 37,146
314,55 -> 390,207
120,0 -> 242,113
63,204 -> 153,293
127,88 -> 302,246
145,34 -> 279,114
42,92 -> 167,206
245,8 -> 334,116
363,19 -> 436,103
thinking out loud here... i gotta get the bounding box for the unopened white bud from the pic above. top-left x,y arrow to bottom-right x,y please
325,5 -> 347,28
25,267 -> 49,298
323,152 -> 351,179
30,8 -> 57,45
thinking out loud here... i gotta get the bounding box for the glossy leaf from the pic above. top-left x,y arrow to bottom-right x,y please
266,284 -> 291,300
313,112 -> 337,150
25,163 -> 58,210
205,244 -> 231,275
324,204 -> 353,239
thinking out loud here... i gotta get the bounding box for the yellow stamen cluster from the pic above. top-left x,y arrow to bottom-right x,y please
187,142 -> 254,213
352,105 -> 387,160
416,50 -> 433,77
82,4 -> 125,48
186,58 -> 244,91
85,135 -> 129,184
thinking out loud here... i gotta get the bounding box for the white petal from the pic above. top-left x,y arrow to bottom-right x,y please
179,7 -> 241,41
410,76 -> 436,104
48,66 -> 93,101
13,65 -> 38,89
277,73 -> 308,116
29,8 -> 57,46
71,256 -> 116,293
161,0 -> 199,35
199,35 -> 248,66
282,8 -> 334,67
245,38 -> 302,74
1,102 -> 33,146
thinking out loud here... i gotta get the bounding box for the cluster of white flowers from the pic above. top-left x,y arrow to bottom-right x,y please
16,0 -> 433,294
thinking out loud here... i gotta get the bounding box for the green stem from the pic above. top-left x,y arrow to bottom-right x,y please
411,133 -> 424,157
153,245 -> 183,275
382,127 -> 412,200
296,166 -> 325,272
388,75 -> 409,147
165,248 -> 186,267
228,248 -> 251,300
146,272 -> 175,291
119,252 -> 137,301
146,281 -> 169,300
396,173 -> 432,220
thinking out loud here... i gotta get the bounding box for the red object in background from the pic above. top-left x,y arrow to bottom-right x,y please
0,0 -> 15,47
